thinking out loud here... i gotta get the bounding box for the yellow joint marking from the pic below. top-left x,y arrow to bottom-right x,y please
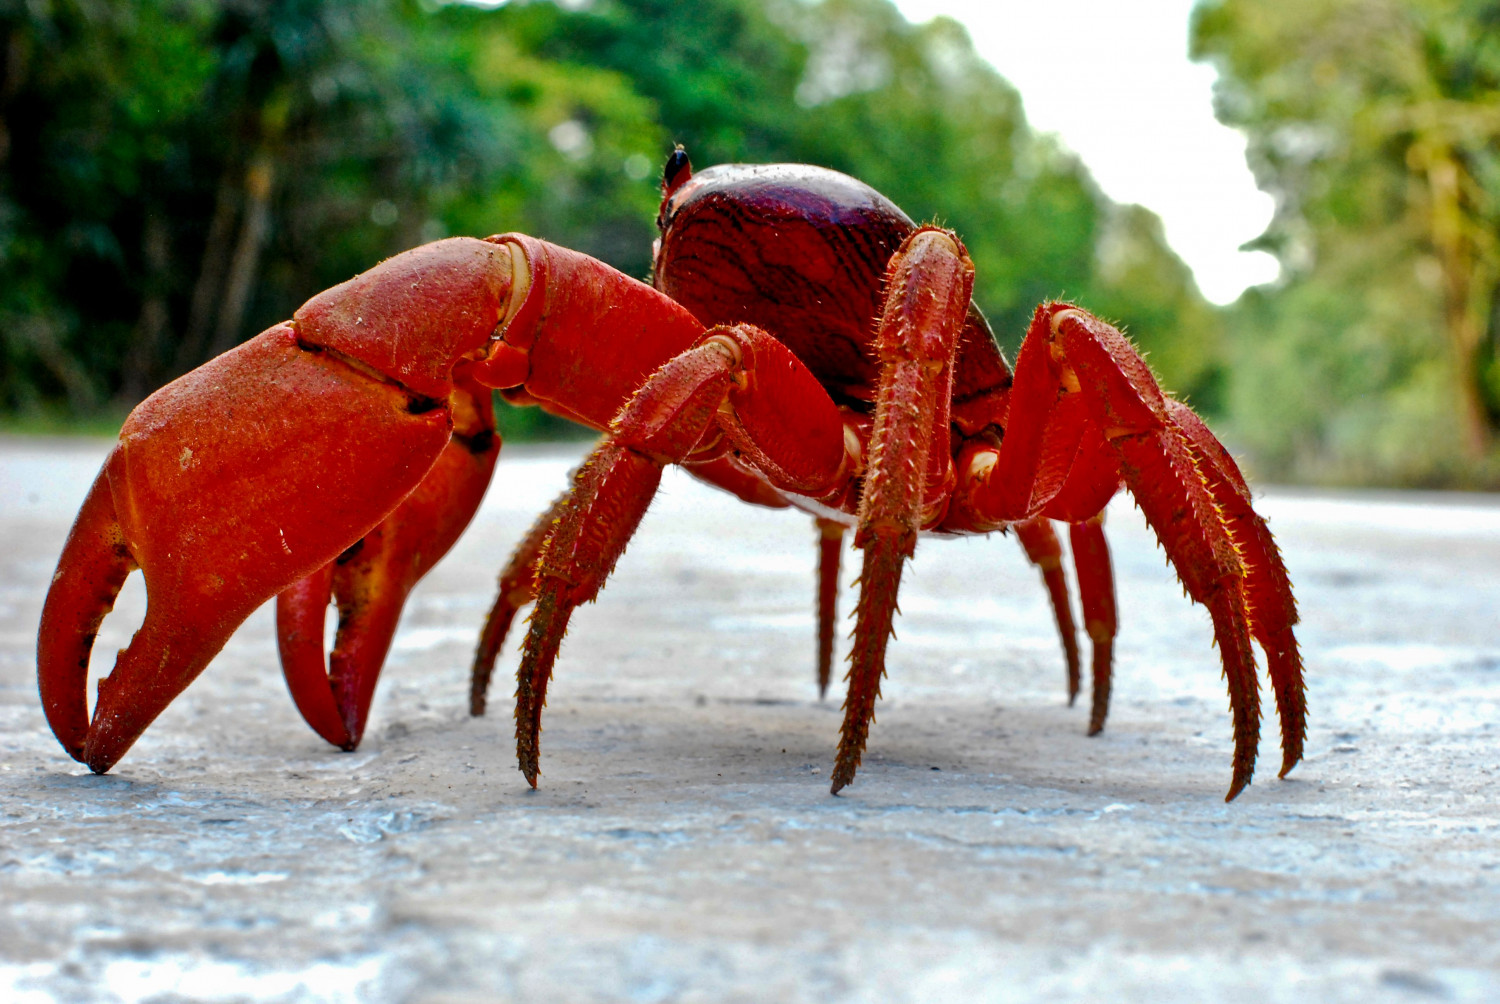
494,242 -> 531,336
963,446 -> 998,484
1047,333 -> 1082,394
701,333 -> 742,367
701,333 -> 748,391
909,228 -> 962,257
1049,308 -> 1087,338
842,423 -> 866,477
1050,308 -> 1087,335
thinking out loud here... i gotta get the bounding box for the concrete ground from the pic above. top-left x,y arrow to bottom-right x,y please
1,436 -> 1498,1003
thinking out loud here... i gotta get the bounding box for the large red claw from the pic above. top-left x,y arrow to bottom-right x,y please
37,323 -> 456,773
278,377 -> 499,750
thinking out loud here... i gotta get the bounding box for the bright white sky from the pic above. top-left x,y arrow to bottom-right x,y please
887,0 -> 1279,304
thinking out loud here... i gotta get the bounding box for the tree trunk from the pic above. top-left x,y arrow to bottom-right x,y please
119,210 -> 171,404
1422,149 -> 1494,460
176,165 -> 242,374
207,151 -> 275,359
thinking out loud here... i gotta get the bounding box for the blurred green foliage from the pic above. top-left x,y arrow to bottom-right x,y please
1194,0 -> 1500,486
4,0 -> 1215,445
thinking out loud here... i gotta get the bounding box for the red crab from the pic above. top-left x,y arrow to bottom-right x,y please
37,149 -> 1304,799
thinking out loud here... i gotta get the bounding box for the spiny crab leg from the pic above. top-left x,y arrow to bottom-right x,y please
1166,400 -> 1305,776
513,437 -> 673,786
276,373 -> 500,750
513,322 -> 854,785
469,486 -> 570,717
832,228 -> 975,794
1012,517 -> 1084,704
954,304 -> 1305,800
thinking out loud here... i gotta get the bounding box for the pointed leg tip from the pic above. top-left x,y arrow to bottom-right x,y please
336,720 -> 366,753
85,751 -> 118,775
1067,692 -> 1078,708
83,734 -> 124,775
296,704 -> 355,749
1086,723 -> 1104,737
1224,773 -> 1251,802
1278,754 -> 1301,779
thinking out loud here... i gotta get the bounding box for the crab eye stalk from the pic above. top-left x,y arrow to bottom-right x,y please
662,145 -> 692,197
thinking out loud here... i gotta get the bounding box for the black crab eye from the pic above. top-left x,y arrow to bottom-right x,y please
662,145 -> 691,195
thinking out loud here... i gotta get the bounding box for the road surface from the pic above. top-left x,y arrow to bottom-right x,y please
2,436 -> 1498,1002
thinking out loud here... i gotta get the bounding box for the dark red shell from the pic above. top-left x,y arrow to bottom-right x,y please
652,163 -> 1012,433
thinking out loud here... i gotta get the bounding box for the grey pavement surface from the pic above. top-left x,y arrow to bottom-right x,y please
2,435 -> 1499,1003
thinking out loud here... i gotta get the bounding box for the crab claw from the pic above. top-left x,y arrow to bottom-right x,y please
277,374 -> 499,750
37,323 -> 460,773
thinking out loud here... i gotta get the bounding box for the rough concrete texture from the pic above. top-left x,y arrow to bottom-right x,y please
2,436 -> 1498,1003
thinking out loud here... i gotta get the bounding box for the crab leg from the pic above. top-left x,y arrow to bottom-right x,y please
1167,400 -> 1305,776
1021,426 -> 1123,732
512,338 -> 736,784
956,304 -> 1300,799
831,228 -> 975,793
815,518 -> 846,698
1068,515 -> 1117,735
514,323 -> 854,785
1012,517 -> 1083,704
468,486 -> 570,717
514,441 -> 669,785
1114,427 -> 1260,799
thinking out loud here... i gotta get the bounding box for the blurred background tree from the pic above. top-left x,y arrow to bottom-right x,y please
1194,0 -> 1500,485
0,0 -> 1308,461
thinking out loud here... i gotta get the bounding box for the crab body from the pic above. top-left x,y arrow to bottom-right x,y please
651,161 -> 1013,524
37,151 -> 1305,800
